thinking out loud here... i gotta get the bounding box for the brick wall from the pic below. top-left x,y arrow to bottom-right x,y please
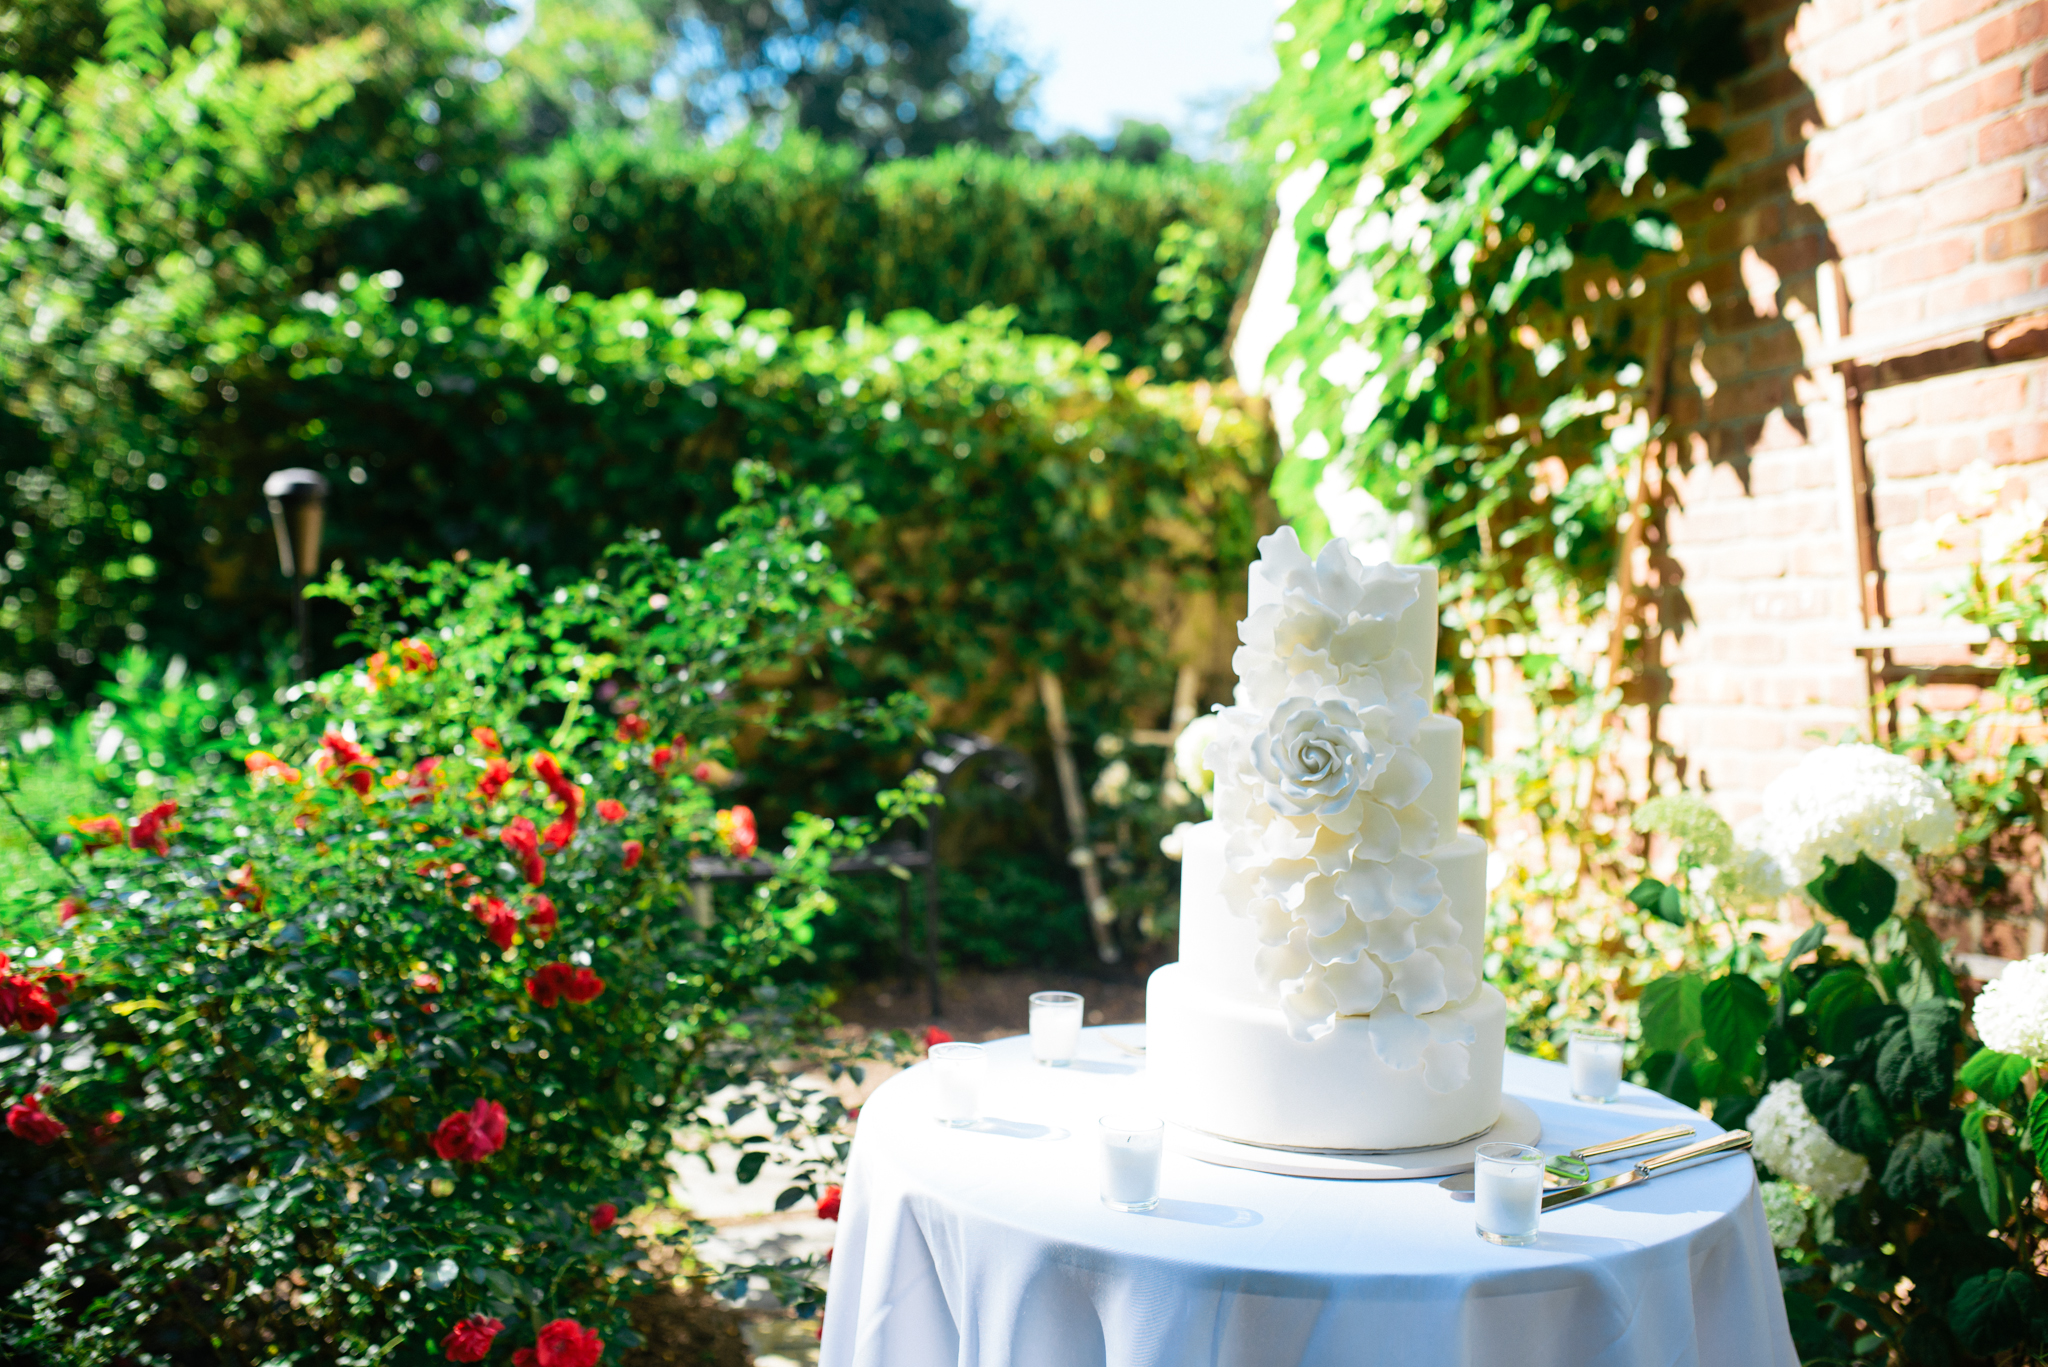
1648,0 -> 2048,819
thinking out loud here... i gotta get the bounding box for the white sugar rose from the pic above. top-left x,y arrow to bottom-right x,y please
1232,527 -> 1428,711
1247,695 -> 1429,839
1972,954 -> 2048,1059
1750,1079 -> 1869,1203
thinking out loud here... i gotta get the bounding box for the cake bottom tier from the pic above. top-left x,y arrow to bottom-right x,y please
1145,964 -> 1507,1152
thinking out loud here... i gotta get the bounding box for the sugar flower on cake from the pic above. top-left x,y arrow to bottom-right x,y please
1739,743 -> 1957,914
1172,713 -> 1220,809
1749,1079 -> 1869,1203
1208,527 -> 1473,1084
1972,954 -> 2048,1060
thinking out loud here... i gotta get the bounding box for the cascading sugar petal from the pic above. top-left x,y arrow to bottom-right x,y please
1323,953 -> 1387,1014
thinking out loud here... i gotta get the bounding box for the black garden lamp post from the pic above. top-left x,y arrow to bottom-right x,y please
264,468 -> 329,680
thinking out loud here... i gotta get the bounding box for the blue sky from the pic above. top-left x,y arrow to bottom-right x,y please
965,0 -> 1280,154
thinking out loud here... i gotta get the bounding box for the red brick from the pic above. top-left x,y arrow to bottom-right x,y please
1924,369 -> 2028,420
1926,264 -> 2037,312
1798,172 -> 1870,216
1749,326 -> 1808,369
1722,118 -> 1779,166
1711,633 -> 1790,665
1987,423 -> 2048,463
1928,167 -> 2029,226
1831,204 -> 1924,253
1729,65 -> 1809,116
1875,488 -> 1922,527
1976,0 -> 2048,60
1922,65 -> 2026,134
2032,51 -> 2048,94
1987,206 -> 2048,258
1875,235 -> 1978,284
1921,0 -> 2001,33
1874,133 -> 1974,195
1876,56 -> 1924,106
1805,11 -> 1913,82
1981,106 -> 2048,160
1875,437 -> 1944,477
1921,31 -> 1981,87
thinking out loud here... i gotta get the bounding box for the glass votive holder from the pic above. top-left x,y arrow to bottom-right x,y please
1098,1114 -> 1164,1212
1030,991 -> 1084,1066
1568,1026 -> 1626,1104
929,1042 -> 986,1127
1474,1142 -> 1545,1246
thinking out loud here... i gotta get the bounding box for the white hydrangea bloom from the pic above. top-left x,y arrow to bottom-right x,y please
1758,1180 -> 1810,1252
1205,527 -> 1471,1084
1972,954 -> 2048,1059
1090,759 -> 1132,809
1159,821 -> 1195,863
1750,1079 -> 1869,1203
1743,744 -> 1958,913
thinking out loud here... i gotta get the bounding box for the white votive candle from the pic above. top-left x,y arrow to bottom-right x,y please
1030,991 -> 1084,1066
1474,1142 -> 1544,1246
1098,1114 -> 1163,1212
1568,1026 -> 1625,1103
929,1042 -> 987,1126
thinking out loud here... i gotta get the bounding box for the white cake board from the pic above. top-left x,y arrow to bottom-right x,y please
1172,1097 -> 1542,1180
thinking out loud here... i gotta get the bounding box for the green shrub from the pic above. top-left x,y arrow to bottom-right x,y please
494,132 -> 1270,380
0,476 -> 919,1361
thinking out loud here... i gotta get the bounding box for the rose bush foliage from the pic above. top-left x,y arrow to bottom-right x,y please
0,474 -> 920,1363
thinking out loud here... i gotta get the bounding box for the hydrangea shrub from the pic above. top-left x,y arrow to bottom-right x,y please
0,475 -> 921,1362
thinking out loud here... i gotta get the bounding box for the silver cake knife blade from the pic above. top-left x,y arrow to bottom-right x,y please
1540,1130 -> 1753,1211
1438,1123 -> 1695,1192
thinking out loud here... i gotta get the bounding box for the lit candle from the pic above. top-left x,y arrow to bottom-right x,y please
1568,1026 -> 1625,1103
1030,991 -> 1084,1066
1098,1114 -> 1163,1212
929,1042 -> 986,1126
1474,1142 -> 1544,1245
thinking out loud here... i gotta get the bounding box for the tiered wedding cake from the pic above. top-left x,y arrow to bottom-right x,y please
1146,529 -> 1504,1152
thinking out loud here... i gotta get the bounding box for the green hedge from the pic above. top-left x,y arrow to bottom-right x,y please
494,133 -> 1271,380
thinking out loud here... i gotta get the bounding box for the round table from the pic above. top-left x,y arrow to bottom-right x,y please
819,1027 -> 1796,1367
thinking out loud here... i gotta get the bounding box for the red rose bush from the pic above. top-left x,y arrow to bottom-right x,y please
0,480 -> 922,1362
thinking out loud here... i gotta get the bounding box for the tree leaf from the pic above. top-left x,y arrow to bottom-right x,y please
1963,1105 -> 2007,1228
364,1258 -> 399,1289
734,1150 -> 768,1185
422,1258 -> 459,1290
1702,973 -> 1770,1078
1961,1049 -> 2032,1108
1777,923 -> 1825,976
2027,1089 -> 2048,1173
1639,972 -> 1704,1056
1801,1066 -> 1891,1154
1880,1128 -> 1960,1205
1627,877 -> 1685,925
1805,854 -> 1897,942
1948,1269 -> 2045,1356
1806,969 -> 1881,1057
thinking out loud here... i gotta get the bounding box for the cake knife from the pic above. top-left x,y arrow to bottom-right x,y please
1539,1130 -> 1753,1210
1438,1124 -> 1694,1192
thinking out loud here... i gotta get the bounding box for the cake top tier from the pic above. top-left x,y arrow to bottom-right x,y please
1232,530 -> 1439,721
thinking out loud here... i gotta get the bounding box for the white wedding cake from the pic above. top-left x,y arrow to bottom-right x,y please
1146,528 -> 1505,1152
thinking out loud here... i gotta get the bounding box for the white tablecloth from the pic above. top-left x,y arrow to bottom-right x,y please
820,1027 -> 1796,1367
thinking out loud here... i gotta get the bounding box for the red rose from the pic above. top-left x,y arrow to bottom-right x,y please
430,1098 -> 507,1163
222,862 -> 265,912
396,637 -> 437,674
315,732 -> 378,796
817,1184 -> 842,1221
649,745 -> 674,775
923,1026 -> 954,1051
468,895 -> 519,951
621,840 -> 643,871
523,895 -> 558,945
70,814 -> 125,853
540,810 -> 577,854
715,806 -> 758,860
475,758 -> 513,805
615,713 -> 650,742
39,972 -> 81,1010
57,898 -> 84,929
0,971 -> 57,1032
90,1109 -> 123,1144
519,1318 -> 602,1367
245,750 -> 303,786
500,818 -> 546,887
691,761 -> 717,784
413,971 -> 443,994
442,1314 -> 504,1363
529,752 -> 584,816
596,799 -> 625,823
407,756 -> 445,805
471,726 -> 502,754
526,963 -> 603,1008
563,967 -> 604,1004
127,800 -> 179,856
590,1202 -> 618,1234
7,1093 -> 66,1145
